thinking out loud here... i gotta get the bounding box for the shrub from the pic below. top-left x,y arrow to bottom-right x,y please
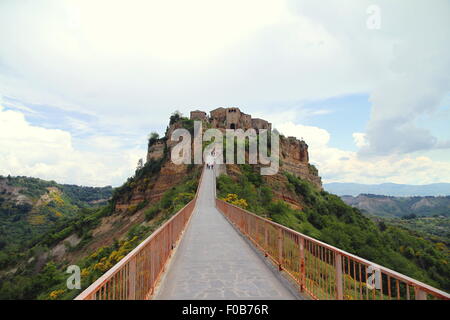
222,193 -> 248,209
148,132 -> 159,147
144,206 -> 160,221
173,192 -> 194,208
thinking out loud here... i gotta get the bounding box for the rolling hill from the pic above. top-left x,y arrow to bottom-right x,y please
340,194 -> 450,218
325,182 -> 450,197
0,175 -> 113,257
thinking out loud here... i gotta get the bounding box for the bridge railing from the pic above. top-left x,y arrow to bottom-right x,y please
75,168 -> 204,300
216,199 -> 450,300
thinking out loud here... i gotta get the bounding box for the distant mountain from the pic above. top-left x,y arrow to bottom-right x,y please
324,182 -> 450,197
340,194 -> 450,218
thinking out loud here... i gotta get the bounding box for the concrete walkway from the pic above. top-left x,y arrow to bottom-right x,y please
155,168 -> 297,300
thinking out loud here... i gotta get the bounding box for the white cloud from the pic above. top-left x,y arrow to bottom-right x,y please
286,0 -> 450,156
1,1 -> 448,124
0,0 -> 449,185
0,106 -> 145,186
0,0 -> 371,128
277,122 -> 330,147
273,118 -> 450,184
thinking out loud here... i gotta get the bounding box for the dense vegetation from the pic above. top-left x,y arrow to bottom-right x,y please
0,113 -> 202,300
2,175 -> 112,202
217,165 -> 450,291
0,163 -> 201,300
58,185 -> 112,206
370,216 -> 450,245
0,175 -> 112,269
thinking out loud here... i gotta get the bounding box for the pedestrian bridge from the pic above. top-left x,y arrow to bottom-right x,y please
75,167 -> 449,300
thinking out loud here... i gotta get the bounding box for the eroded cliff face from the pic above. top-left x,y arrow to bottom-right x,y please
115,121 -> 189,213
140,109 -> 322,213
146,141 -> 165,162
279,136 -> 322,189
188,107 -> 321,189
149,110 -> 322,191
113,162 -> 189,212
203,128 -> 322,190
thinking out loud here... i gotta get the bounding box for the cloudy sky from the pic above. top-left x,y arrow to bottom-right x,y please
0,0 -> 449,186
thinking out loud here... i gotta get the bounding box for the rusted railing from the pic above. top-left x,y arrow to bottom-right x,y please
75,168 -> 203,300
216,199 -> 450,300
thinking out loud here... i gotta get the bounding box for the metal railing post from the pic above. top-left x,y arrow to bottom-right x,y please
278,228 -> 283,270
264,222 -> 269,257
335,253 -> 344,300
128,258 -> 136,299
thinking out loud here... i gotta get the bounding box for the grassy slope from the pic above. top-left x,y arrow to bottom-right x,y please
0,159 -> 201,300
216,165 -> 450,291
368,215 -> 450,245
0,176 -> 112,268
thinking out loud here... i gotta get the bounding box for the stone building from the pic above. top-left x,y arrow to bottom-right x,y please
192,107 -> 272,131
251,118 -> 272,131
190,110 -> 207,121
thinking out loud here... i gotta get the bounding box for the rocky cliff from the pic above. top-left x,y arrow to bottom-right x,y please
279,135 -> 322,189
188,107 -> 322,189
117,107 -> 322,238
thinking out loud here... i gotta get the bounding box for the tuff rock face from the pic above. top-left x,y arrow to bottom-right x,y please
189,107 -> 321,189
113,161 -> 189,212
140,107 -> 322,217
147,107 -> 322,189
279,136 -> 322,189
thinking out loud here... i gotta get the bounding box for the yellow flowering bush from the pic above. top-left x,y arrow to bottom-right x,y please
90,236 -> 140,273
49,289 -> 65,300
222,194 -> 248,209
81,268 -> 90,277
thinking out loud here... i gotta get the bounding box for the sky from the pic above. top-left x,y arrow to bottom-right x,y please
0,0 -> 449,187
